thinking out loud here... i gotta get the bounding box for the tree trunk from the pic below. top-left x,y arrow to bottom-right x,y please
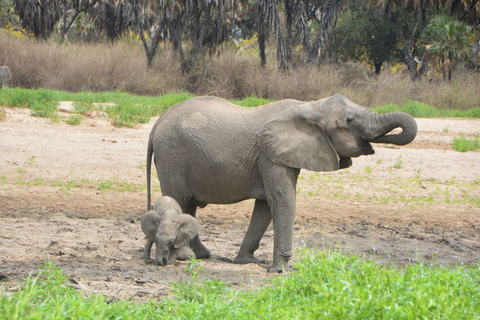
390,9 -> 427,81
258,32 -> 267,68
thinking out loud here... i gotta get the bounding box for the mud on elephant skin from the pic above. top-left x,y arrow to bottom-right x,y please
146,94 -> 417,272
141,196 -> 199,266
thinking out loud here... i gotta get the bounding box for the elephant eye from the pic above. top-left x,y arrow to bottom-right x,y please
346,115 -> 355,124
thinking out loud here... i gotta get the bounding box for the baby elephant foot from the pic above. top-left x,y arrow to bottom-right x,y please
233,253 -> 260,265
177,246 -> 196,260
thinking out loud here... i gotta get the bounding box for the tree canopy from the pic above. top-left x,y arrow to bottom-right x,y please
4,0 -> 479,79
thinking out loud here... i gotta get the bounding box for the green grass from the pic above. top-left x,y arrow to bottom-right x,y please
372,101 -> 480,118
230,95 -> 274,107
65,114 -> 83,125
2,88 -> 479,128
4,175 -> 155,193
1,250 -> 479,319
0,88 -> 195,126
452,134 -> 480,152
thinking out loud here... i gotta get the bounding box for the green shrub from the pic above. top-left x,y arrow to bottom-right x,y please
452,134 -> 480,152
73,101 -> 96,115
105,101 -> 151,127
65,114 -> 83,125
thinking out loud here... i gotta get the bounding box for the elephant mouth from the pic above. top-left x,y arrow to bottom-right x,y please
362,142 -> 375,155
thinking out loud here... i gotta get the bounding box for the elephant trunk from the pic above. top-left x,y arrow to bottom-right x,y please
363,112 -> 417,146
155,249 -> 169,266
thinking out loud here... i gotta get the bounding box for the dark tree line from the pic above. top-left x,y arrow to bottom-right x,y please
4,0 -> 480,79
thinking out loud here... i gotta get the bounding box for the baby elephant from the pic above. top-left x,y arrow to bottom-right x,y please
141,196 -> 199,266
0,66 -> 12,89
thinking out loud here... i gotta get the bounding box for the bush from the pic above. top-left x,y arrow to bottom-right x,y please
452,134 -> 480,152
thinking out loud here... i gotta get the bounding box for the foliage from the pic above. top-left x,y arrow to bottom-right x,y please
0,88 -> 195,126
7,0 -> 480,74
65,114 -> 83,125
333,2 -> 397,74
0,88 -> 59,119
452,134 -> 480,152
424,15 -> 472,81
2,88 -> 480,130
1,251 -> 479,319
372,101 -> 480,118
230,95 -> 274,107
13,0 -> 62,40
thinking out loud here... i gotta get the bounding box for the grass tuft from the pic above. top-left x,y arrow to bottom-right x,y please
452,134 -> 480,152
65,114 -> 83,125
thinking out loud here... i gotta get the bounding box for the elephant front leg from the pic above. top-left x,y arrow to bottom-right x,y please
262,166 -> 299,273
234,199 -> 272,264
268,201 -> 296,272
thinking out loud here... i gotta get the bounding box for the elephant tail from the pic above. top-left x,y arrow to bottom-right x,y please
146,132 -> 154,211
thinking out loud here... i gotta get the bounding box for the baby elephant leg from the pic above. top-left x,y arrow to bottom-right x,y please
142,238 -> 154,260
177,246 -> 195,260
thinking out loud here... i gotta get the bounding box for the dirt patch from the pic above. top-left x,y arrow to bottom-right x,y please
1,106 -> 479,302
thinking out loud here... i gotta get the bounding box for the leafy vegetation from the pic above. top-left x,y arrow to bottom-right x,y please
425,15 -> 472,81
230,96 -> 274,107
64,114 -> 83,125
2,88 -> 479,129
372,101 -> 480,118
1,251 -> 479,319
333,1 -> 397,74
0,89 -> 276,127
3,0 -> 478,81
452,134 -> 480,152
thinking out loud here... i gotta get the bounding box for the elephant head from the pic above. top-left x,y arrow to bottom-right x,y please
258,94 -> 417,171
141,209 -> 199,266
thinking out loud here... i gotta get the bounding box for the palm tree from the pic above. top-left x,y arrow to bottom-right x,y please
252,0 -> 289,70
425,15 -> 472,81
13,0 -> 63,40
129,0 -> 241,71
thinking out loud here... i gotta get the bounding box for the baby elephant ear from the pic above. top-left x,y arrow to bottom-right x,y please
257,103 -> 340,172
174,214 -> 200,249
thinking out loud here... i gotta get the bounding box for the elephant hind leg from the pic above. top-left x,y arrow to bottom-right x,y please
234,199 -> 271,264
185,200 -> 211,259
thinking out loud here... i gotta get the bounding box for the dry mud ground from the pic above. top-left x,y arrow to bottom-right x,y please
1,105 -> 479,302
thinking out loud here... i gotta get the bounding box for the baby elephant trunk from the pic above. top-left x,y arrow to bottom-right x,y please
155,249 -> 170,266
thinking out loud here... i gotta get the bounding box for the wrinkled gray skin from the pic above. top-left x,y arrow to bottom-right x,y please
0,66 -> 12,89
141,196 -> 199,266
146,94 -> 417,272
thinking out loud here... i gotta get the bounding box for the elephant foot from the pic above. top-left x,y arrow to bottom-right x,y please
233,254 -> 260,265
141,253 -> 151,261
177,246 -> 195,260
268,261 -> 291,273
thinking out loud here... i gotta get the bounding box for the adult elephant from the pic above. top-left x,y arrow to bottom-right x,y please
146,94 -> 417,272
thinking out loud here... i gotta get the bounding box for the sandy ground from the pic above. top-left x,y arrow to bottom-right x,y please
0,105 -> 479,302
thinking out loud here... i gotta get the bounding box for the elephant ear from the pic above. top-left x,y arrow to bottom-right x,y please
257,103 -> 340,172
141,210 -> 162,239
174,214 -> 199,249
